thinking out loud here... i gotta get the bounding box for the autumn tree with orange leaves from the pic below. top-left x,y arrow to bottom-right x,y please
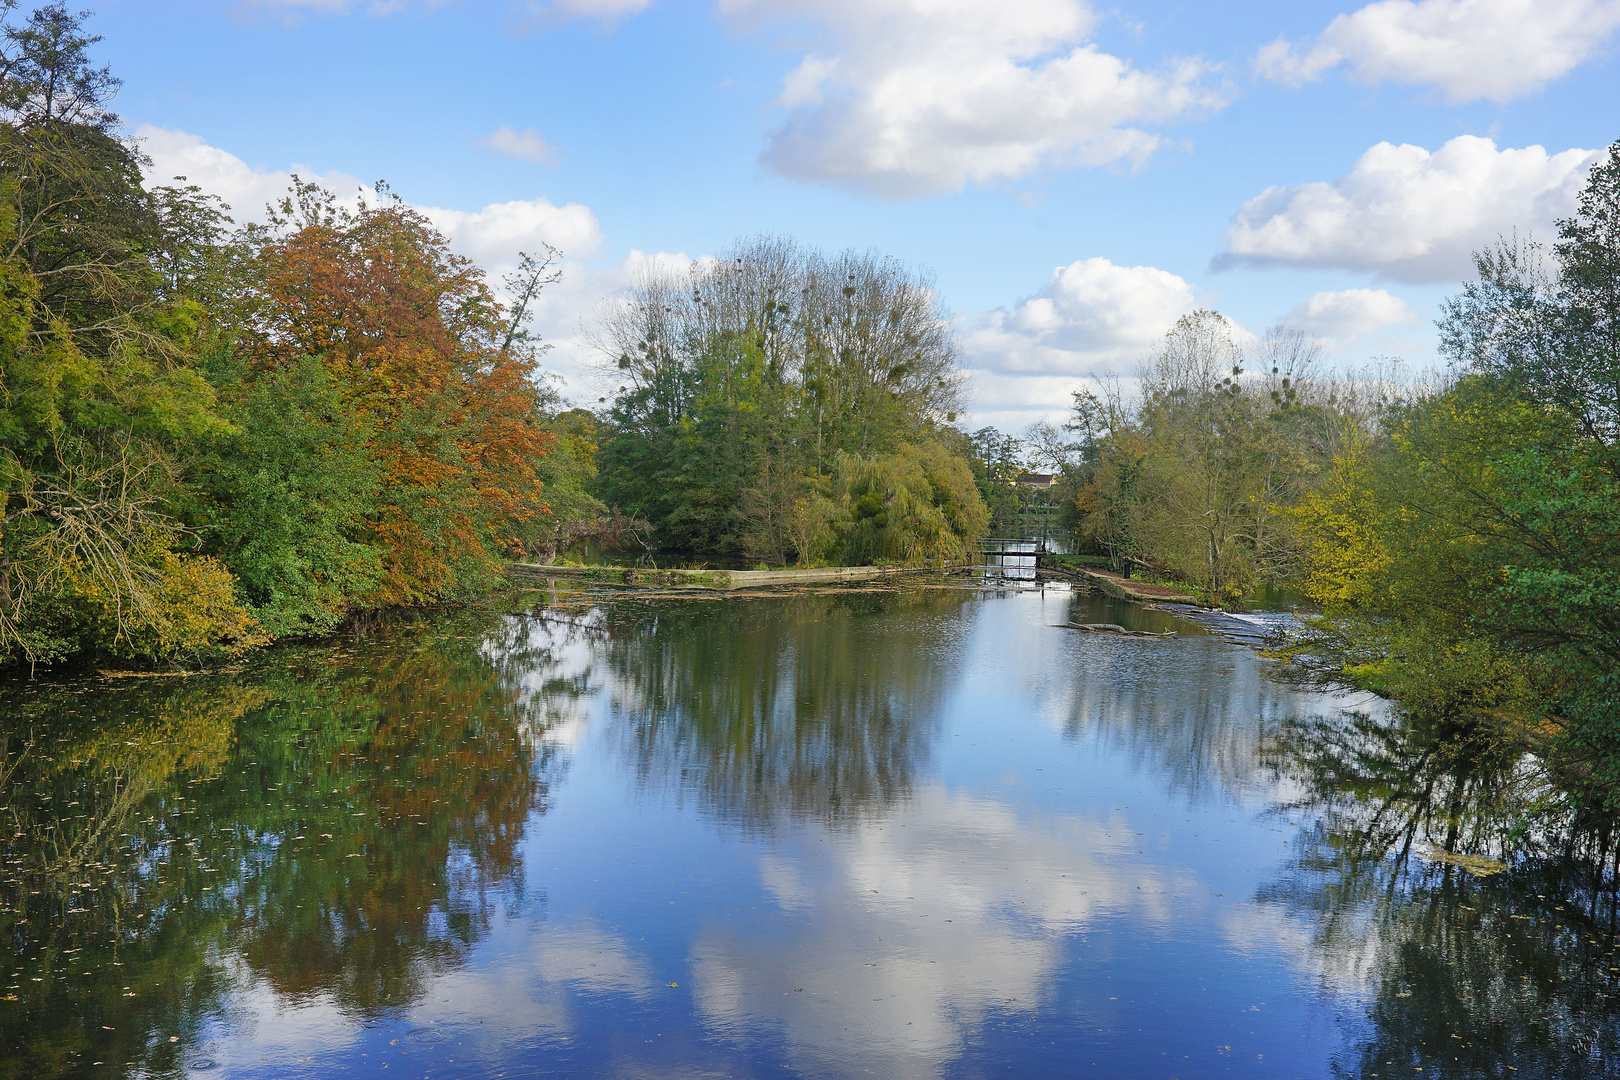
0,9 -> 581,669
236,181 -> 556,606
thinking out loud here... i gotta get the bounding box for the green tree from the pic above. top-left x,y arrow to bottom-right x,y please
0,3 -> 257,667
1288,138 -> 1620,812
190,355 -> 382,638
1066,313 -> 1341,601
591,235 -> 977,563
966,426 -> 1025,534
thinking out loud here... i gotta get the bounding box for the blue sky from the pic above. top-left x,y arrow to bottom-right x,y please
92,0 -> 1620,428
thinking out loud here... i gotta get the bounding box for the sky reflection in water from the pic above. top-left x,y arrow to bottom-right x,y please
3,584 -> 1616,1079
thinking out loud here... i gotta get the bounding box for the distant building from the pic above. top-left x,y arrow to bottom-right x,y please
1013,472 -> 1057,490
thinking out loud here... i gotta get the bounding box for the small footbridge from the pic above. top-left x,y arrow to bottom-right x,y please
974,538 -> 1044,582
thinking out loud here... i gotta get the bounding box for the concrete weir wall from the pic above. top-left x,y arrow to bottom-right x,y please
1072,567 -> 1199,606
509,563 -> 934,590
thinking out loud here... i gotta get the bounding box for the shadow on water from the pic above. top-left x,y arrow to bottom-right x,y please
1260,706 -> 1620,1080
0,610 -> 578,1079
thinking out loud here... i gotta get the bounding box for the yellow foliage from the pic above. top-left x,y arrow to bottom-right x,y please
1290,441 -> 1391,608
73,543 -> 269,661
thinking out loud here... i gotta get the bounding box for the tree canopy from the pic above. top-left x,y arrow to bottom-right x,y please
589,234 -> 985,565
0,5 -> 582,668
1285,139 -> 1620,816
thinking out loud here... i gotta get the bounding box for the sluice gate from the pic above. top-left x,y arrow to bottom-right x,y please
974,538 -> 1042,582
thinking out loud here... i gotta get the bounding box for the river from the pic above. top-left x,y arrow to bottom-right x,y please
2,581 -> 1616,1079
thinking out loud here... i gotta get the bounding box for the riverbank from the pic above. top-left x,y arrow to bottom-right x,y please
511,560 -> 1206,603
510,562 -> 948,590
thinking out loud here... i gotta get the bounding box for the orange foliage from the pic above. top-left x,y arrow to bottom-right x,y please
242,191 -> 555,604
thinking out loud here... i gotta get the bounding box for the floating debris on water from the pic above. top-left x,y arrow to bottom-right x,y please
1058,623 -> 1178,639
1422,847 -> 1509,876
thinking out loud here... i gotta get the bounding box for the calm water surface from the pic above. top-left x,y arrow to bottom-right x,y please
3,583 -> 1618,1079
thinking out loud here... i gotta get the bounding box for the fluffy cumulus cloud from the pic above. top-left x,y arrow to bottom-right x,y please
717,0 -> 1231,198
1254,0 -> 1620,102
420,200 -> 602,267
1219,135 -> 1602,283
137,124 -> 368,222
1284,288 -> 1415,337
963,258 -> 1199,375
958,257 -> 1200,428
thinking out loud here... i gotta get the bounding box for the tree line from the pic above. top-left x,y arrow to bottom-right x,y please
0,5 -> 624,669
0,6 -> 995,671
984,138 -> 1620,819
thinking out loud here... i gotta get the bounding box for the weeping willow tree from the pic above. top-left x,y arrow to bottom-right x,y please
829,440 -> 987,566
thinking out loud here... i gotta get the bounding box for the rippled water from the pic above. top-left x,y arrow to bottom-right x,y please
3,582 -> 1618,1079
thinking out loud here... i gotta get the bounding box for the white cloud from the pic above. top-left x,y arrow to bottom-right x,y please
137,124 -> 370,222
139,125 -> 603,267
957,257 -> 1200,429
964,258 -> 1200,375
421,200 -> 603,266
520,248 -> 699,401
1219,135 -> 1601,283
718,0 -> 1231,198
1254,0 -> 1620,102
962,372 -> 1122,432
477,125 -> 559,165
1284,288 -> 1416,337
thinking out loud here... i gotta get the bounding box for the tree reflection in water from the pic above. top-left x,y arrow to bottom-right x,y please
1058,634 -> 1296,804
14,590 -> 1620,1079
0,610 -> 576,1079
1262,707 -> 1620,1079
598,590 -> 973,829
